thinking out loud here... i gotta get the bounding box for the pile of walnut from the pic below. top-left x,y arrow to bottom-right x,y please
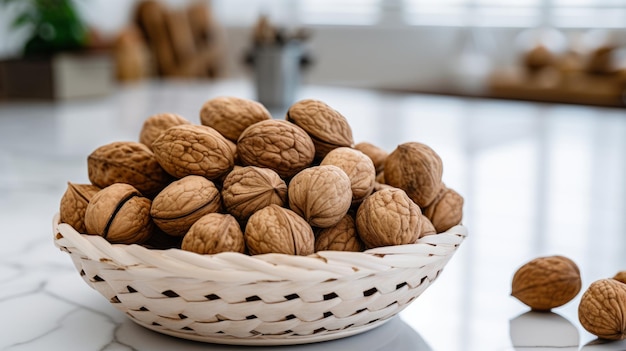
59,97 -> 464,256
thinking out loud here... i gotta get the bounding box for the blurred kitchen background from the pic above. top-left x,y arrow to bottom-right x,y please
1,0 -> 625,106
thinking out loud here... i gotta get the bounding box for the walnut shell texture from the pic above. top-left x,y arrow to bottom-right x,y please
150,175 -> 222,236
182,213 -> 245,255
152,124 -> 234,180
315,214 -> 364,252
356,188 -> 421,249
320,147 -> 375,203
200,96 -> 272,142
59,182 -> 101,233
384,142 -> 443,208
237,119 -> 315,178
579,278 -> 626,340
87,141 -> 171,197
511,255 -> 582,311
139,113 -> 191,150
286,99 -> 354,159
288,165 -> 352,228
84,183 -> 153,244
418,214 -> 437,237
354,142 -> 388,173
245,204 -> 314,255
423,186 -> 464,232
221,166 -> 287,221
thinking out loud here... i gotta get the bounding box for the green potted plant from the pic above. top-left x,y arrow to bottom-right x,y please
4,0 -> 88,56
0,0 -> 113,100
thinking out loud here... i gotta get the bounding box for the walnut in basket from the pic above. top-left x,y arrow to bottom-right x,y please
354,142 -> 388,174
84,183 -> 154,244
87,141 -> 171,197
139,113 -> 191,150
288,165 -> 352,228
221,166 -> 287,221
320,147 -> 375,204
286,99 -> 354,159
356,187 -> 421,248
245,204 -> 314,255
237,119 -> 315,178
182,213 -> 245,254
59,182 -> 101,233
423,186 -> 464,233
152,124 -> 235,180
384,142 -> 443,208
150,175 -> 222,236
315,214 -> 364,252
200,96 -> 272,142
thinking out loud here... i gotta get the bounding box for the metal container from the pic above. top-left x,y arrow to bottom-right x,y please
253,43 -> 302,109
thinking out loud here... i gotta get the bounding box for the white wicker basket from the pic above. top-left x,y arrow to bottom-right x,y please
53,213 -> 467,345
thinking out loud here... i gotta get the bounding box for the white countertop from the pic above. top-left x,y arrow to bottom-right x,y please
1,79 -> 626,351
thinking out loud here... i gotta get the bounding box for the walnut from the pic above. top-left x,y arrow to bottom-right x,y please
288,165 -> 352,228
613,271 -> 626,284
59,182 -> 101,233
199,96 -> 272,142
237,119 -> 314,178
139,113 -> 191,150
143,226 -> 183,250
384,142 -> 443,208
152,124 -> 235,180
579,279 -> 626,340
373,181 -> 395,193
221,166 -> 287,221
150,175 -> 222,236
354,142 -> 387,173
84,183 -> 153,244
315,214 -> 364,252
423,186 -> 464,232
375,171 -> 385,184
511,255 -> 581,311
87,141 -> 171,197
286,99 -> 354,159
418,214 -> 436,237
244,204 -> 314,255
356,187 -> 421,248
320,147 -> 375,203
182,213 -> 245,254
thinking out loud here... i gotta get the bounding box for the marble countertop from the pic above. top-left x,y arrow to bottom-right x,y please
1,79 -> 626,350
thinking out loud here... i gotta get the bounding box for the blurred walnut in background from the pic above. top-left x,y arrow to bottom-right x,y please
121,0 -> 224,80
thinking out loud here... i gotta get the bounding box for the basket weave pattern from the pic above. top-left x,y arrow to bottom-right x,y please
53,214 -> 467,345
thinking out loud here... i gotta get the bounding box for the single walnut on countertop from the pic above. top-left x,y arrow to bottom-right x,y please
356,187 -> 421,249
88,141 -> 171,197
511,255 -> 581,311
200,96 -> 272,142
320,147 -> 375,204
139,113 -> 191,150
84,183 -> 153,244
245,204 -> 314,255
182,213 -> 245,255
315,214 -> 364,252
288,165 -> 352,228
384,142 -> 443,208
221,166 -> 287,221
150,175 -> 222,236
286,99 -> 354,159
152,124 -> 235,180
59,182 -> 101,233
237,119 -> 315,178
579,278 -> 626,340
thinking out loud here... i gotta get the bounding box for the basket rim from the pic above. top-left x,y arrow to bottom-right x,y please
53,213 -> 467,282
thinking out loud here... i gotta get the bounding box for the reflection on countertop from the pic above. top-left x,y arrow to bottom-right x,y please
1,79 -> 626,350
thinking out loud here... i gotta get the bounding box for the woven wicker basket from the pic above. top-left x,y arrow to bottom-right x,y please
53,213 -> 467,345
